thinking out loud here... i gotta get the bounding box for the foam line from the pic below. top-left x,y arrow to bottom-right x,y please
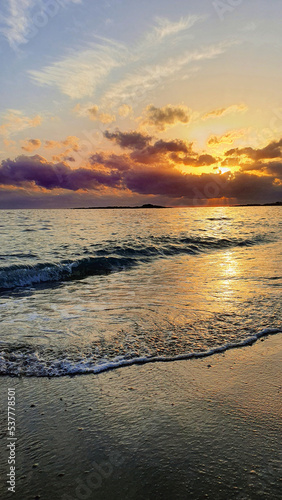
0,328 -> 281,377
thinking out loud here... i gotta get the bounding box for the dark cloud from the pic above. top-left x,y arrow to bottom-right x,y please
241,161 -> 282,179
130,140 -> 197,164
104,130 -> 152,150
142,104 -> 191,131
172,153 -> 217,167
225,139 -> 282,161
224,138 -> 282,180
131,139 -> 192,164
89,152 -> 131,172
104,128 -> 209,167
151,139 -> 191,154
0,155 -> 121,191
1,134 -> 282,207
103,130 -> 195,165
264,162 -> 282,178
219,171 -> 282,201
197,154 -> 217,166
122,167 -> 282,202
1,152 -> 281,205
221,157 -> 241,167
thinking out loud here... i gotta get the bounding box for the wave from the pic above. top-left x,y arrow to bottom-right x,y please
0,328 -> 281,377
207,217 -> 232,221
0,256 -> 137,291
0,234 -> 269,291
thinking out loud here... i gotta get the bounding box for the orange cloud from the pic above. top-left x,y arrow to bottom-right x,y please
208,129 -> 247,147
21,139 -> 42,152
44,136 -> 80,152
202,104 -> 247,121
1,133 -> 281,206
118,104 -> 133,117
73,104 -> 116,124
225,138 -> 282,161
0,110 -> 42,137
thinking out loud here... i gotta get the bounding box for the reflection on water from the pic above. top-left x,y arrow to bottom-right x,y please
0,207 -> 281,375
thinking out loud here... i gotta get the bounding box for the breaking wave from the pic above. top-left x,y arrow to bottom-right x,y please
0,328 -> 280,377
0,234 -> 270,291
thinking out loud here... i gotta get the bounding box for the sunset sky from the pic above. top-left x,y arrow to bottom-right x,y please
0,0 -> 281,208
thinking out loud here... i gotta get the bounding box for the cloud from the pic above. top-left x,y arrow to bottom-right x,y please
51,154 -> 76,162
104,130 -> 152,150
0,110 -> 42,137
144,15 -> 204,44
141,104 -> 191,131
27,15 -> 200,99
88,107 -> 115,124
44,136 -> 80,151
0,0 -> 81,49
21,138 -> 41,151
202,104 -> 247,120
223,138 -> 282,180
1,134 -> 282,204
101,42 -> 235,108
3,138 -> 16,148
28,11 -> 234,107
73,104 -> 115,124
130,139 -> 193,165
240,160 -> 282,178
172,153 -> 217,167
225,138 -> 282,161
116,165 -> 282,203
208,129 -> 247,147
28,38 -> 127,99
221,157 -> 241,168
0,154 -> 121,190
118,104 -> 133,118
104,128 -> 216,167
44,140 -> 58,149
43,136 -> 81,163
0,0 -> 37,48
89,152 -> 131,172
262,162 -> 282,178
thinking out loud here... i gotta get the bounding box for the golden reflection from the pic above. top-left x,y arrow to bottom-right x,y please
219,250 -> 240,278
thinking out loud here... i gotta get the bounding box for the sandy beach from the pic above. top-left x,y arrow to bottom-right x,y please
0,333 -> 281,500
1,0 -> 282,498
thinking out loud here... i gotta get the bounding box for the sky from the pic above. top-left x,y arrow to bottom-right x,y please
0,0 -> 282,208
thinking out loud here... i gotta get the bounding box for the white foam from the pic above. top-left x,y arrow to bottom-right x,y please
0,327 -> 281,377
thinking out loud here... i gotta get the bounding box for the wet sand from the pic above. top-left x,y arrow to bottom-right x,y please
0,333 -> 281,500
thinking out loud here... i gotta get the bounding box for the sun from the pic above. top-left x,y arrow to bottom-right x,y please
218,167 -> 232,175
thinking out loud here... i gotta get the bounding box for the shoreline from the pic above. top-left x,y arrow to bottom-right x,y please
0,332 -> 281,499
1,327 -> 281,378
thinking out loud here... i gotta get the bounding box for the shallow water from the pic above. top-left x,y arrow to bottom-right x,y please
1,335 -> 281,500
0,206 -> 281,376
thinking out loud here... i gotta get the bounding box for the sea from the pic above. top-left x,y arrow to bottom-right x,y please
0,206 -> 281,377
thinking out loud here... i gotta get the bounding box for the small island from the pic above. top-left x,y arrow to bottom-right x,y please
73,203 -> 167,209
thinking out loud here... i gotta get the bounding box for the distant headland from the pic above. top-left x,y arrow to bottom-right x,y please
73,203 -> 167,210
70,201 -> 282,210
235,201 -> 282,207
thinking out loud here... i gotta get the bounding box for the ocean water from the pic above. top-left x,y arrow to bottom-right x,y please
0,206 -> 281,376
